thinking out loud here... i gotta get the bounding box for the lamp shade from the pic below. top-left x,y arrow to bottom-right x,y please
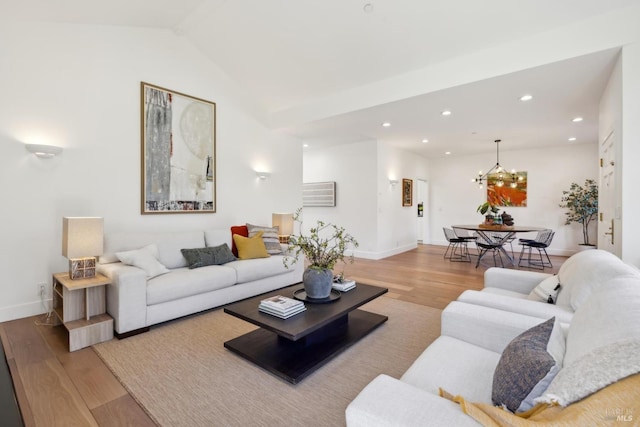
62,217 -> 104,258
272,213 -> 294,236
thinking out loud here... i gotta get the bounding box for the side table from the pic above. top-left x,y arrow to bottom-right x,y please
52,272 -> 114,351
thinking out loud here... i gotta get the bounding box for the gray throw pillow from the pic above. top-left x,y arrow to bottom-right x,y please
181,244 -> 236,269
247,223 -> 283,255
492,317 -> 565,413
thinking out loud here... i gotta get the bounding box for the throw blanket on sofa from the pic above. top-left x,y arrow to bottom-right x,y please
440,373 -> 640,426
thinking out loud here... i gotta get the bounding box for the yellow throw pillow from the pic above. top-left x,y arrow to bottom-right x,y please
233,231 -> 270,260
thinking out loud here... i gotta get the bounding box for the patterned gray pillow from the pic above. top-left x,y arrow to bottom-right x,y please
181,244 -> 236,269
492,317 -> 565,413
247,223 -> 283,255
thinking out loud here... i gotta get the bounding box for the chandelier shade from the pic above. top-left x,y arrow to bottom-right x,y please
471,139 -> 524,189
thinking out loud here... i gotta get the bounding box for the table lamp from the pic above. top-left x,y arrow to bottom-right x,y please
272,213 -> 294,244
62,217 -> 104,279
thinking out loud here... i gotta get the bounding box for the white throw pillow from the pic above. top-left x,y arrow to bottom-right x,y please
116,244 -> 170,279
527,275 -> 561,304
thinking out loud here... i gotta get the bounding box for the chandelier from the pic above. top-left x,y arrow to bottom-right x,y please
472,139 -> 524,189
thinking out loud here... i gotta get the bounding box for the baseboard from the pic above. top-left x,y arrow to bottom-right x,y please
352,243 -> 418,260
0,300 -> 50,323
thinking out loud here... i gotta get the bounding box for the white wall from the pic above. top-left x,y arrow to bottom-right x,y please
376,142 -> 429,257
429,144 -> 599,255
0,22 -> 302,322
303,140 -> 428,260
302,140 -> 378,258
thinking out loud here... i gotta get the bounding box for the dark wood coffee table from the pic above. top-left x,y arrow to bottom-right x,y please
223,283 -> 388,384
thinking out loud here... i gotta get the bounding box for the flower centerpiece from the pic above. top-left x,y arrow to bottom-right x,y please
559,179 -> 598,247
285,209 -> 359,299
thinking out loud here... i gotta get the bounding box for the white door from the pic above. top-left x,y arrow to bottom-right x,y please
598,130 -> 620,256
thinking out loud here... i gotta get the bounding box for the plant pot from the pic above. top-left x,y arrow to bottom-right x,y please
302,267 -> 333,299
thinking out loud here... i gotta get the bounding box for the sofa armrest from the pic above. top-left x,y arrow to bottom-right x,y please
441,301 -> 551,354
97,262 -> 148,334
346,374 -> 479,427
483,267 -> 551,294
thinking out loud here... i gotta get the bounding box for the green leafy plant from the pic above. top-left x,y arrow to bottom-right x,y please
559,179 -> 598,246
285,208 -> 359,270
476,202 -> 500,216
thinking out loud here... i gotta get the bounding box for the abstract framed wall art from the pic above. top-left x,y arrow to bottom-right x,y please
141,82 -> 216,214
487,171 -> 528,207
402,178 -> 413,206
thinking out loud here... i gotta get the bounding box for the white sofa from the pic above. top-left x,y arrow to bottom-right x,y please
97,229 -> 304,335
346,250 -> 640,426
457,249 -> 640,324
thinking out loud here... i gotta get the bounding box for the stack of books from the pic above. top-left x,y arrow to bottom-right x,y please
332,276 -> 356,292
259,295 -> 306,319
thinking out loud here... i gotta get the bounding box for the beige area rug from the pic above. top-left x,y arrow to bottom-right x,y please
94,297 -> 442,427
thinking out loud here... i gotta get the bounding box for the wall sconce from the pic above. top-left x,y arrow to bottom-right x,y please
25,144 -> 63,158
272,213 -> 294,244
389,179 -> 399,186
256,171 -> 271,180
62,217 -> 104,280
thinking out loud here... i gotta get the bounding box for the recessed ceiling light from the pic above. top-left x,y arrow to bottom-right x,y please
568,137 -> 576,141
363,3 -> 374,13
422,139 -> 429,143
303,143 -> 309,147
441,110 -> 452,116
445,151 -> 451,155
520,94 -> 533,101
572,117 -> 583,122
382,122 -> 391,127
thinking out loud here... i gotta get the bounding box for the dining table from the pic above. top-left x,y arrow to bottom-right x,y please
452,224 -> 546,266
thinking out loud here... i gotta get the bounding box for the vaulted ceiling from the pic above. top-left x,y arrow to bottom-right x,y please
6,0 -> 637,157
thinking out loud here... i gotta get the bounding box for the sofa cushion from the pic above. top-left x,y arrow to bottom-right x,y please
233,232 -> 270,260
492,317 -> 564,413
225,256 -> 293,284
180,244 -> 236,269
400,335 -> 500,404
247,223 -> 283,255
556,249 -> 640,310
563,277 -> 640,366
146,265 -> 237,306
115,244 -> 170,279
526,275 -> 561,304
230,225 -> 248,257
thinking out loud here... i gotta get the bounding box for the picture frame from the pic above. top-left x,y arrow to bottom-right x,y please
141,82 -> 216,214
402,178 -> 413,206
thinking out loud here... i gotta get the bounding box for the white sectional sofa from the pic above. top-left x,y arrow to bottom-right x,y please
346,250 -> 640,426
97,229 -> 304,335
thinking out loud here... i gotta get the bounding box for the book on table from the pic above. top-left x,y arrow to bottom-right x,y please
332,278 -> 356,292
259,304 -> 306,319
259,295 -> 305,317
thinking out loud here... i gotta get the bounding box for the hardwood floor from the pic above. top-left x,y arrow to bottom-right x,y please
1,244 -> 566,426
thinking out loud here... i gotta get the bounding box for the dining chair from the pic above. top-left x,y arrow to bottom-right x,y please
443,228 -> 471,262
474,232 -> 505,268
518,229 -> 554,270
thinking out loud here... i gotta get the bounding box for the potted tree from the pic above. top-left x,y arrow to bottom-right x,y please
285,209 -> 359,299
559,179 -> 598,247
